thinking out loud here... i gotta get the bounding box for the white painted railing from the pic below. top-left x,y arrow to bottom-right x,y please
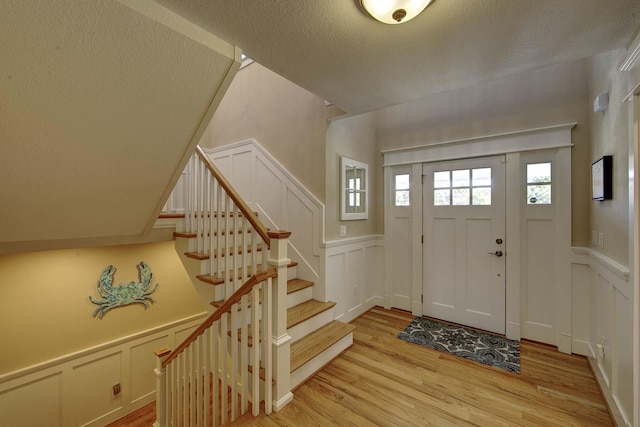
184,147 -> 272,301
155,269 -> 275,426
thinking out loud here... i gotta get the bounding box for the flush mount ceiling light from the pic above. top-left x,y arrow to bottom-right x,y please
360,0 -> 433,24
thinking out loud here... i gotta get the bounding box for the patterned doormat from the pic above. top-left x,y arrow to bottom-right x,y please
397,317 -> 520,373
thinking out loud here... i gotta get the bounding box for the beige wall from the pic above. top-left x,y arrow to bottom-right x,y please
201,62 -> 328,202
374,59 -> 592,247
0,241 -> 203,374
326,113 -> 383,240
588,49 -> 631,266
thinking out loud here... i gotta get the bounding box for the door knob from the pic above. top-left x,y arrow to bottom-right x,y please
488,250 -> 503,257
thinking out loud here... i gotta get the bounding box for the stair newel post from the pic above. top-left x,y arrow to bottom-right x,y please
153,347 -> 172,427
266,230 -> 294,411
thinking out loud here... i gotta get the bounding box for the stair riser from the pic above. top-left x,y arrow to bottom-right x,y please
287,287 -> 313,309
290,334 -> 353,389
288,308 -> 334,344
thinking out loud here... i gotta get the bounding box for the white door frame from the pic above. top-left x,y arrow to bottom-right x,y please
382,123 -> 575,352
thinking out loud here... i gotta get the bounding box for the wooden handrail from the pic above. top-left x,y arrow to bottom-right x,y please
162,268 -> 278,368
195,146 -> 271,249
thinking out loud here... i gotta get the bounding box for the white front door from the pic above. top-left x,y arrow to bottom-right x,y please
422,156 -> 506,334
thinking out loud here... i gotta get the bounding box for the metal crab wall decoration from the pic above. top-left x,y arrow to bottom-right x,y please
88,261 -> 159,318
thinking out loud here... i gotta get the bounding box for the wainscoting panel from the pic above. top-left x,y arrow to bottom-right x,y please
130,335 -> 170,403
325,236 -> 384,323
614,290 -> 634,420
231,150 -> 254,201
70,352 -> 122,426
0,314 -> 205,427
391,217 -> 412,310
522,218 -> 556,344
571,247 -> 632,426
286,187 -> 319,274
0,372 -> 62,427
255,156 -> 283,227
570,262 -> 595,356
597,273 -> 614,386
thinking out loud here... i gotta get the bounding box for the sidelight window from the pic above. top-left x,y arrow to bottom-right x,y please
526,162 -> 551,204
395,174 -> 410,206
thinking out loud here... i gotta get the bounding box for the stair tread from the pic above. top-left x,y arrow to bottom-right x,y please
286,278 -> 314,293
211,277 -> 314,308
223,297 -> 330,347
290,320 -> 356,373
287,300 -> 336,329
199,261 -> 298,287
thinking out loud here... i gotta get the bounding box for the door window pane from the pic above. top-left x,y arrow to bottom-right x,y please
434,189 -> 450,206
434,171 -> 450,188
472,187 -> 491,205
527,185 -> 551,204
452,188 -> 470,205
395,174 -> 409,190
396,190 -> 410,206
395,174 -> 410,206
527,163 -> 551,183
452,169 -> 470,187
472,168 -> 491,186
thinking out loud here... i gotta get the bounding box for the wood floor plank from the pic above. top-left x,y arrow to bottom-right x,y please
109,307 -> 613,427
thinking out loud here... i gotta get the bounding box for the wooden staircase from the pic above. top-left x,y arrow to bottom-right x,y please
174,230 -> 356,391
157,146 -> 355,425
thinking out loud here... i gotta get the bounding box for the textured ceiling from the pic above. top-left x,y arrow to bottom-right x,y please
0,0 -> 239,251
156,0 -> 640,114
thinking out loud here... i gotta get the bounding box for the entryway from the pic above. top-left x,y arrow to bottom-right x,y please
383,123 -> 573,352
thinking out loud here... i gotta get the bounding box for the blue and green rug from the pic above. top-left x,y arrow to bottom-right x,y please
397,317 -> 520,373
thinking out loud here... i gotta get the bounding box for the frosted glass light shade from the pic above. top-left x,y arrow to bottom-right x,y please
360,0 -> 433,24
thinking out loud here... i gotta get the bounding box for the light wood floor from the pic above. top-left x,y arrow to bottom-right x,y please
109,307 -> 612,426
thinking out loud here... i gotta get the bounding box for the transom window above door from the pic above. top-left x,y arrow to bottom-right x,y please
433,168 -> 492,206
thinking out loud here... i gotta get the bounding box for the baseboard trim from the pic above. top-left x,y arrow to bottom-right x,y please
273,391 -> 294,412
571,339 -> 595,358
